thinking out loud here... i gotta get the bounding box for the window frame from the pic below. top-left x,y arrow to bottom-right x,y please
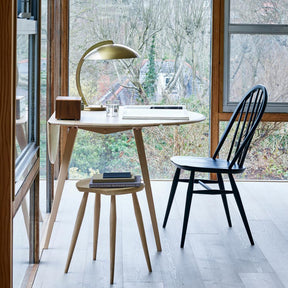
15,6 -> 40,195
13,0 -> 41,273
223,0 -> 288,113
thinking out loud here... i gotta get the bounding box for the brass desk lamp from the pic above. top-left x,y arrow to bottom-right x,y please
76,40 -> 139,110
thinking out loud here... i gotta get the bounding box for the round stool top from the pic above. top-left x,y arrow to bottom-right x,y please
76,178 -> 145,196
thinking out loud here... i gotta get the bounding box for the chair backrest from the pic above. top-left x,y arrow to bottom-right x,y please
212,85 -> 268,169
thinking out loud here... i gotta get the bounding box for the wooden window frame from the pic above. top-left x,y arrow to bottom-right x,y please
0,0 -> 42,286
210,0 -> 288,160
46,0 -> 69,212
0,1 -> 16,287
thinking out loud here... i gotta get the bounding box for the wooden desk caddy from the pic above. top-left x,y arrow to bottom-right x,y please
55,96 -> 81,120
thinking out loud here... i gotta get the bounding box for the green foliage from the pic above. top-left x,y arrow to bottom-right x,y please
68,98 -> 210,179
220,121 -> 288,180
69,130 -> 141,178
142,35 -> 157,100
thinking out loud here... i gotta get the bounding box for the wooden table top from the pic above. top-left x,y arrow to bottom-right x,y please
47,107 -> 206,129
47,107 -> 205,164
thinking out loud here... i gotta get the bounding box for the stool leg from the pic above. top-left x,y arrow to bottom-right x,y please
132,193 -> 152,272
93,193 -> 101,260
110,195 -> 117,284
65,192 -> 89,273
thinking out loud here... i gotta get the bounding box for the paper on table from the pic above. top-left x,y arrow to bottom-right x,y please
122,106 -> 189,120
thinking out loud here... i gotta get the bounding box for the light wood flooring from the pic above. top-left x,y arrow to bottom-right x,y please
33,180 -> 288,288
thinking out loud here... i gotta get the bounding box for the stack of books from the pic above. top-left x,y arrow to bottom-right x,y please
89,172 -> 142,188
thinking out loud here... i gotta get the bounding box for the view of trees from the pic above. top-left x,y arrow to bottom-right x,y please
228,0 -> 288,104
226,0 -> 288,179
68,0 -> 211,179
65,0 -> 288,180
69,0 -> 211,104
230,0 -> 288,24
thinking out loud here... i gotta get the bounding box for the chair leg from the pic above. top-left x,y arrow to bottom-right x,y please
163,168 -> 181,228
110,195 -> 117,284
132,192 -> 152,272
229,174 -> 254,245
181,171 -> 195,248
65,192 -> 89,273
217,173 -> 232,227
93,193 -> 101,261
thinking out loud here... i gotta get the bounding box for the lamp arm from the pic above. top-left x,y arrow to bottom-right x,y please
75,40 -> 114,106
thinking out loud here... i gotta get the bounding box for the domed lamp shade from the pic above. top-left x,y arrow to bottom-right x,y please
75,40 -> 139,110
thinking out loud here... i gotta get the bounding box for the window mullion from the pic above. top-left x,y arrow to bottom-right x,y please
229,24 -> 288,34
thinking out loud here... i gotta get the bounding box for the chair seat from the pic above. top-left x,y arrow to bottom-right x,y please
171,156 -> 245,174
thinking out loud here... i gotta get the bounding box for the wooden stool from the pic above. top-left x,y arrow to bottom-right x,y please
64,179 -> 152,284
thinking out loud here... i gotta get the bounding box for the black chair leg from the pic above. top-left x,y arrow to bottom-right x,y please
221,194 -> 232,227
163,168 -> 181,228
217,173 -> 232,227
229,174 -> 254,245
180,171 -> 195,248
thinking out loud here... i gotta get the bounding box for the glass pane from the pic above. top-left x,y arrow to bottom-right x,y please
69,0 -> 212,179
69,118 -> 209,179
16,34 -> 29,161
219,122 -> 288,180
230,0 -> 288,24
228,34 -> 288,103
40,0 -> 48,178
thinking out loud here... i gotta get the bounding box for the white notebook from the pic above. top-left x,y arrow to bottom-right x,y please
122,105 -> 189,120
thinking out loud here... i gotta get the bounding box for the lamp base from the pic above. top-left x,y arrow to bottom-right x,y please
84,105 -> 106,111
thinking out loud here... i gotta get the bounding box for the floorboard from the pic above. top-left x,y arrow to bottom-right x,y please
32,181 -> 288,288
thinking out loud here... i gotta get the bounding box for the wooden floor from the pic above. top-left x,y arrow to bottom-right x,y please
33,180 -> 288,288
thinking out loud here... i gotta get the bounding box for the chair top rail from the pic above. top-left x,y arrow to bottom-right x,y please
212,84 -> 268,170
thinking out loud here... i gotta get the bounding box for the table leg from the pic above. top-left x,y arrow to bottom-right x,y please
21,197 -> 29,237
42,126 -> 78,249
133,128 -> 162,252
65,191 -> 89,273
110,195 -> 116,284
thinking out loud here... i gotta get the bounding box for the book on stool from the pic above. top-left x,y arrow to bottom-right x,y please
89,172 -> 141,188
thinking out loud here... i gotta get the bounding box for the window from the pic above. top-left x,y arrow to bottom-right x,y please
223,0 -> 288,112
15,0 -> 40,190
220,0 -> 288,180
14,0 -> 41,286
69,0 -> 212,179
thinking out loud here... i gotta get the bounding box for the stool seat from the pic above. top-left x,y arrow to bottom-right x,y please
65,178 -> 152,284
76,178 -> 145,195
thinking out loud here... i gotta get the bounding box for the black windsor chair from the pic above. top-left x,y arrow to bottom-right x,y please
163,84 -> 268,248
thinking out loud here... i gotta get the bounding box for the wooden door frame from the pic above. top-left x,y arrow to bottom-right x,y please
0,1 -> 16,287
